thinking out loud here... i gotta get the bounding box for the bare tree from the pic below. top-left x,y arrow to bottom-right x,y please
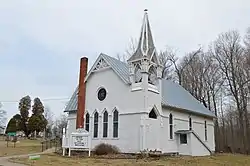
158,46 -> 175,80
117,37 -> 137,62
53,114 -> 67,138
211,30 -> 250,153
43,106 -> 54,138
243,27 -> 250,94
0,102 -> 7,129
44,106 -> 54,127
166,47 -> 202,85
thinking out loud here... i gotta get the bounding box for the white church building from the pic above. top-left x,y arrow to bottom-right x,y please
64,10 -> 215,156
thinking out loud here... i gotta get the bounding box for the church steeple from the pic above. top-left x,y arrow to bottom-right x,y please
128,9 -> 162,88
127,9 -> 158,64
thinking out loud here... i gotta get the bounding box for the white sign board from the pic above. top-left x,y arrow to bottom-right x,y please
63,128 -> 91,157
71,135 -> 88,148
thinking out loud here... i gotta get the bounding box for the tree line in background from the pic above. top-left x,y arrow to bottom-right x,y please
4,96 -> 67,139
119,28 -> 250,153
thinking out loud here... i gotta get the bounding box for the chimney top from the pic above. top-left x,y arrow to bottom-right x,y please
81,57 -> 88,60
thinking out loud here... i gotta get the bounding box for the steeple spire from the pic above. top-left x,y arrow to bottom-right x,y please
127,9 -> 158,64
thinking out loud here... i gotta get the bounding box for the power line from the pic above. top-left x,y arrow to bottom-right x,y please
0,97 -> 70,103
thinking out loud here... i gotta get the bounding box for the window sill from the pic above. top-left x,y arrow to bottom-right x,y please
148,85 -> 159,94
92,137 -> 119,140
131,87 -> 142,92
111,138 -> 119,140
101,137 -> 109,140
168,139 -> 175,141
180,143 -> 188,145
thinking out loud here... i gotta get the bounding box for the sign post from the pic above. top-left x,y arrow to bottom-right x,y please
7,132 -> 16,147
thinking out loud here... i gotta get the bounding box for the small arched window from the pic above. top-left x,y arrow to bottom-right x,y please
148,66 -> 157,85
93,112 -> 99,138
169,113 -> 173,139
85,113 -> 90,132
103,111 -> 108,138
113,109 -> 119,138
189,117 -> 192,130
149,108 -> 157,119
134,64 -> 142,83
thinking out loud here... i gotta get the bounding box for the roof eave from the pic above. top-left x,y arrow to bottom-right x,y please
127,56 -> 150,63
175,130 -> 192,134
161,103 -> 216,119
64,110 -> 77,113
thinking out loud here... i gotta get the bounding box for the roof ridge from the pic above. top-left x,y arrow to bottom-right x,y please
100,53 -> 127,65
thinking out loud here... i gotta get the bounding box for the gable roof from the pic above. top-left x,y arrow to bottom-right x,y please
101,54 -> 130,84
64,54 -> 215,118
161,80 -> 215,117
85,53 -> 130,84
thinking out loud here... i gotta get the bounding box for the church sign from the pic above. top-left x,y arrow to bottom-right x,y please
72,135 -> 88,148
65,128 -> 91,157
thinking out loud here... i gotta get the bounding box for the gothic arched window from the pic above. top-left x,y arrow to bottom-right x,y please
103,111 -> 108,138
169,113 -> 173,139
93,112 -> 99,138
148,65 -> 157,85
134,64 -> 142,83
113,109 -> 119,138
85,113 -> 90,132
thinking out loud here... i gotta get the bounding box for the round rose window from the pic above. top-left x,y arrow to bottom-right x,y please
97,88 -> 107,101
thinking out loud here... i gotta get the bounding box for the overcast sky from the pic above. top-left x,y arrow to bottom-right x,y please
0,0 -> 250,123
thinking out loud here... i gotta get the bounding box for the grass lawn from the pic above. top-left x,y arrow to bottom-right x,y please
0,138 -> 42,157
9,153 -> 250,166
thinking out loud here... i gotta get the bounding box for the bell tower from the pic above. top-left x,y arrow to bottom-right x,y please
127,9 -> 162,93
127,10 -> 163,151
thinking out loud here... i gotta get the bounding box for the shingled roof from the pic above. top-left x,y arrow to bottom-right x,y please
64,54 -> 215,118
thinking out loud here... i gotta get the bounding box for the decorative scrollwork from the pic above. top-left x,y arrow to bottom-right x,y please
93,58 -> 109,71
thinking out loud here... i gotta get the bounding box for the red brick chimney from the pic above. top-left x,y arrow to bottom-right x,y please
76,57 -> 88,129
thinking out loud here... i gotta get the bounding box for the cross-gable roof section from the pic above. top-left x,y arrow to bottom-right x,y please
85,53 -> 130,84
161,80 -> 215,118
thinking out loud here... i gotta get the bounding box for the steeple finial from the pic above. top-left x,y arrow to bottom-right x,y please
127,9 -> 158,64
